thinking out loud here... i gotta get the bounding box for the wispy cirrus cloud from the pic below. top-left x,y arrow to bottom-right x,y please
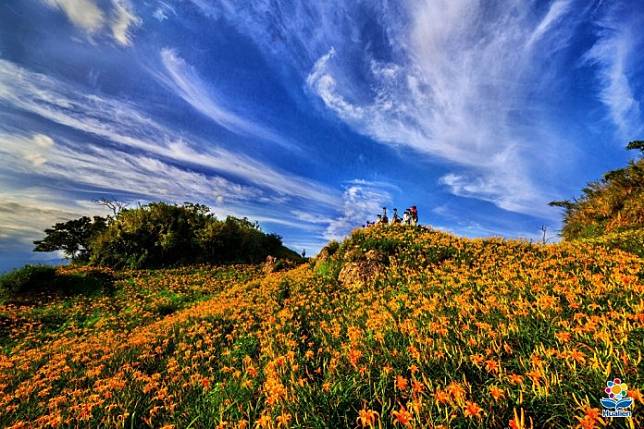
3,0 -> 642,266
153,2 -> 176,22
0,58 -> 337,206
192,0 -> 582,217
0,132 -> 262,204
583,8 -> 643,138
155,48 -> 295,149
303,0 -> 581,217
0,56 -> 352,259
43,0 -> 105,33
0,188 -> 106,272
110,0 -> 141,46
526,0 -> 572,47
323,181 -> 393,240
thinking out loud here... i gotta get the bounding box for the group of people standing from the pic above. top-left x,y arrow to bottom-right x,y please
365,206 -> 418,227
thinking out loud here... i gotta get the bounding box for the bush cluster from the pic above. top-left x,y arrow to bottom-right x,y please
0,265 -> 114,299
89,202 -> 289,269
0,265 -> 58,295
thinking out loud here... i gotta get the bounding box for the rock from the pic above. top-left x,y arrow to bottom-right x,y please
338,249 -> 386,288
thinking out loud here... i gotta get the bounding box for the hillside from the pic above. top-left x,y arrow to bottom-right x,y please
1,226 -> 642,428
550,143 -> 644,256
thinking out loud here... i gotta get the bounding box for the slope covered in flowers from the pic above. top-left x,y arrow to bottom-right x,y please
1,226 -> 643,428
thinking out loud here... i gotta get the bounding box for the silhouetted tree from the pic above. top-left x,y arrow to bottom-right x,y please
626,140 -> 644,153
33,216 -> 107,262
97,198 -> 128,217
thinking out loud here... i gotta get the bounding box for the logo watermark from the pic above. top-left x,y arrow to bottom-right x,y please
601,378 -> 632,418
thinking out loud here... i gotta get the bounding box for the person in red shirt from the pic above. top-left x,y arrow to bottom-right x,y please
410,206 -> 418,226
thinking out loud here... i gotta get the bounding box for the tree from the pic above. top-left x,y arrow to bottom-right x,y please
33,216 -> 107,262
90,202 -> 292,268
626,140 -> 644,153
97,199 -> 128,217
33,202 -> 300,269
549,141 -> 644,240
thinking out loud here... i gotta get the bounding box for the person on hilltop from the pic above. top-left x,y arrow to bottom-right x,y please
402,209 -> 411,225
410,205 -> 418,226
375,214 -> 383,225
381,207 -> 389,224
390,208 -> 401,224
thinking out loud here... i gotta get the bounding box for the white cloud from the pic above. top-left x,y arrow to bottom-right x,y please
0,133 -> 56,167
42,0 -> 140,46
43,0 -> 105,33
110,0 -> 141,46
583,12 -> 643,138
324,182 -> 392,240
291,210 -> 335,225
0,58 -> 338,207
302,0 -> 580,217
0,132 -> 262,204
156,48 -> 295,149
0,192 -> 101,252
527,0 -> 572,47
32,133 -> 55,148
0,131 -> 337,255
306,48 -> 365,122
153,2 -> 176,21
438,172 -> 548,216
0,58 -> 348,257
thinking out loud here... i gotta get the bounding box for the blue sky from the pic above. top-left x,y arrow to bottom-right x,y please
1,0 -> 643,271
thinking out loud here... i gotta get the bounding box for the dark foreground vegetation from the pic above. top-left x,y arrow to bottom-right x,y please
0,265 -> 114,302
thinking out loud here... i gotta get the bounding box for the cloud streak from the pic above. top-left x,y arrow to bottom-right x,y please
323,181 -> 393,240
0,132 -> 262,204
583,8 -> 643,138
2,0 -> 642,265
0,57 -> 350,258
110,0 -> 141,46
43,0 -> 105,33
0,58 -> 338,206
187,0 -> 589,217
303,0 -> 582,217
156,48 -> 294,149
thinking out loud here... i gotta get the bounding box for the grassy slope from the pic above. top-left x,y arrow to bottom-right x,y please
555,156 -> 644,241
0,226 -> 643,428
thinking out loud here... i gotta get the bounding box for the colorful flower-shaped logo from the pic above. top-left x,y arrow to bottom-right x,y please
601,378 -> 633,410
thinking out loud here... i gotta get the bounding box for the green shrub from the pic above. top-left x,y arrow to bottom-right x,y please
90,202 -> 292,269
200,216 -> 283,264
324,240 -> 340,257
0,265 -> 114,300
0,265 -> 57,295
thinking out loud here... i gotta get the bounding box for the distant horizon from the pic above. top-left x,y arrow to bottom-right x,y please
1,1 -> 643,270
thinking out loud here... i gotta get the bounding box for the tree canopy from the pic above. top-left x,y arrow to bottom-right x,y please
88,202 -> 298,268
34,202 -> 299,269
33,216 -> 107,262
549,141 -> 644,240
